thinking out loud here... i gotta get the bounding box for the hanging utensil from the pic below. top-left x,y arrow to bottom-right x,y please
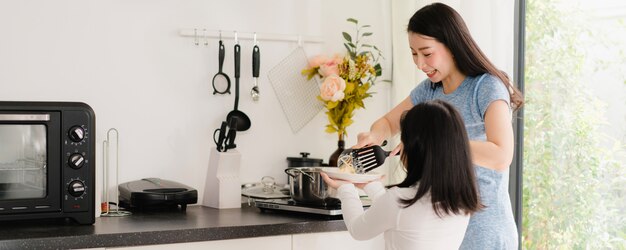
226,32 -> 251,131
226,46 -> 250,131
212,32 -> 231,95
250,33 -> 260,101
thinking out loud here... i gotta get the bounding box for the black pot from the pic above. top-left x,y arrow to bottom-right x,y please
286,152 -> 324,168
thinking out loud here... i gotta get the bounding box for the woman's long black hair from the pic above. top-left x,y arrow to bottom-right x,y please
392,100 -> 482,217
408,2 -> 524,110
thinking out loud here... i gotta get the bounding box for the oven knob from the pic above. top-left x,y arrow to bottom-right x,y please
68,180 -> 86,197
69,153 -> 85,169
68,126 -> 85,142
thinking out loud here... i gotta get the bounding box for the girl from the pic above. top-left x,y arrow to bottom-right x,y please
321,100 -> 482,249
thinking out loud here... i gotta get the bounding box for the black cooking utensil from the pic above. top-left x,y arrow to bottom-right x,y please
212,40 -> 231,95
225,43 -> 251,131
341,145 -> 391,173
250,43 -> 260,101
223,117 -> 238,152
213,121 -> 228,152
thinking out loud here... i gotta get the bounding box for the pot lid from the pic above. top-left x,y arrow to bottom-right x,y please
286,152 -> 323,163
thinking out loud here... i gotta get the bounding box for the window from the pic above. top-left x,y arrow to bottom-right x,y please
522,0 -> 626,248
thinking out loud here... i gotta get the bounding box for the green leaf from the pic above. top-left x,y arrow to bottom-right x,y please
341,117 -> 353,128
361,25 -> 371,28
327,101 -> 339,109
343,44 -> 353,54
356,100 -> 365,108
345,81 -> 356,93
325,125 -> 337,133
374,64 -> 382,76
347,42 -> 356,48
362,32 -> 373,37
342,32 -> 352,43
347,18 -> 358,24
361,44 -> 372,48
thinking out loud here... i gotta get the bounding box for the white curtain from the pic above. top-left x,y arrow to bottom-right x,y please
385,0 -> 514,183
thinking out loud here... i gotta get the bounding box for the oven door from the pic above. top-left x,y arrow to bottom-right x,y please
0,112 -> 61,214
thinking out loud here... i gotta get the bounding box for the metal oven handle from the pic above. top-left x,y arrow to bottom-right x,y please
0,114 -> 50,121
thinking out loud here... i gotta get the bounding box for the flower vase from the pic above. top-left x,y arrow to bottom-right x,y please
328,133 -> 345,167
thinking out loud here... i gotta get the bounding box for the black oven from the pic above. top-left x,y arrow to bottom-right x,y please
0,102 -> 95,224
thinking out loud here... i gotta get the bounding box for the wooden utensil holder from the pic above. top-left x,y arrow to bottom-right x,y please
203,147 -> 241,209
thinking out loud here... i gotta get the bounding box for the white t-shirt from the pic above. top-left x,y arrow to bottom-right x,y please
337,182 -> 470,250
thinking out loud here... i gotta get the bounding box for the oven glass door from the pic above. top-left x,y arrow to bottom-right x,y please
0,113 -> 61,212
0,124 -> 47,200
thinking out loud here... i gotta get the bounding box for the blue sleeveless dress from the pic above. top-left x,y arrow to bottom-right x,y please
410,73 -> 518,249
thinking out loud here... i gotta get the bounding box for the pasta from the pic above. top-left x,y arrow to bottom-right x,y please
338,154 -> 357,174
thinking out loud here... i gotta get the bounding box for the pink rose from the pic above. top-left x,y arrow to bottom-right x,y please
319,61 -> 339,77
318,54 -> 344,77
320,75 -> 346,102
331,53 -> 344,64
308,55 -> 328,68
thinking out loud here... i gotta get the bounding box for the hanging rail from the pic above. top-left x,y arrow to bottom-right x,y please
178,29 -> 324,45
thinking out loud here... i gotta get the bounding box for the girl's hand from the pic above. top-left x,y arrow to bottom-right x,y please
322,172 -> 386,190
320,172 -> 352,189
354,175 -> 385,189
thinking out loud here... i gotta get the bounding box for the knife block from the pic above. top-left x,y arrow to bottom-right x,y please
203,147 -> 241,209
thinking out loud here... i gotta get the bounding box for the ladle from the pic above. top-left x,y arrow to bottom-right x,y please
226,32 -> 251,131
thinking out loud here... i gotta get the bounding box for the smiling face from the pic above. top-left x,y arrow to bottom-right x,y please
408,32 -> 460,84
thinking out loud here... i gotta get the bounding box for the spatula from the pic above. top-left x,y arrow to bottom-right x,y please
341,145 -> 391,173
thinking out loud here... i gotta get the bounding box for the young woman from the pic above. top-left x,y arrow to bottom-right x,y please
321,100 -> 482,249
352,3 -> 523,249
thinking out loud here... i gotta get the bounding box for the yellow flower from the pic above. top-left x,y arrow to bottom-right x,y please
302,18 -> 384,137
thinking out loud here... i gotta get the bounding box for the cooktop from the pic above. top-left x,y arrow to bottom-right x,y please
254,198 -> 371,216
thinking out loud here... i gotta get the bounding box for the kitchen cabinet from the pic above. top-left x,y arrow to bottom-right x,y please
293,231 -> 384,250
107,235 -> 291,250
0,206 -> 371,249
106,232 -> 383,250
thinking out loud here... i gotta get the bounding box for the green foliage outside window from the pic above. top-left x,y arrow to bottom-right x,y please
523,0 -> 626,249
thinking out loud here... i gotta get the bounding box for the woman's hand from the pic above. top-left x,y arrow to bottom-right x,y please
355,132 -> 386,149
390,143 -> 403,157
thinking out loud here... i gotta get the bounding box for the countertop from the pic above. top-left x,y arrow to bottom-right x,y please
0,204 -> 348,250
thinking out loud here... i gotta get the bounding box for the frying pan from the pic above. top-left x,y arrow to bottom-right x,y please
212,40 -> 231,95
226,43 -> 251,131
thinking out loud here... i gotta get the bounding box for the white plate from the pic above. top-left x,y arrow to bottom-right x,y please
322,167 -> 383,183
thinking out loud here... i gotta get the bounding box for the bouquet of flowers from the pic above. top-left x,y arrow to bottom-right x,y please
302,18 -> 384,139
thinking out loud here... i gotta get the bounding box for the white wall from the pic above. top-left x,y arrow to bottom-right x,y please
0,0 -> 392,203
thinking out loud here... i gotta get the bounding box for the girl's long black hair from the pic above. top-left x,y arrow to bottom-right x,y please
408,2 -> 524,110
391,100 -> 482,217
